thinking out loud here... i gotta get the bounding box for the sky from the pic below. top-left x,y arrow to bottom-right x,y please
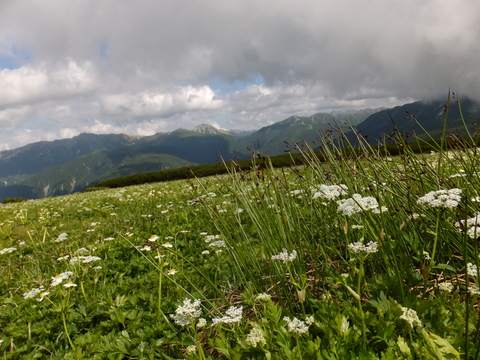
0,0 -> 479,151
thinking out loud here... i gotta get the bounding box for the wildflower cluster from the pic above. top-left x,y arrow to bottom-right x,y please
212,305 -> 243,325
0,247 -> 17,255
246,326 -> 267,347
51,271 -> 74,287
170,298 -> 203,327
283,316 -> 313,335
313,184 -> 348,200
337,194 -> 380,216
348,241 -> 379,254
416,188 -> 462,208
54,232 -> 68,242
69,255 -> 102,265
271,248 -> 297,263
455,214 -> 480,239
399,306 -> 422,328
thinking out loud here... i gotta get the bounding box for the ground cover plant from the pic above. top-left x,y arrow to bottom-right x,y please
1,97 -> 480,359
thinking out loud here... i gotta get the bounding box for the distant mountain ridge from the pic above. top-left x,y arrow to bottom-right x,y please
2,100 -> 475,201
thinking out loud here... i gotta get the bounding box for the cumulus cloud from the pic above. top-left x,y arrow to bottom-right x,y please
0,0 -> 478,149
0,60 -> 96,108
100,86 -> 224,120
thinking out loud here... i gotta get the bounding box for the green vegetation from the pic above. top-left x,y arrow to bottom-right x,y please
1,197 -> 27,204
0,98 -> 479,358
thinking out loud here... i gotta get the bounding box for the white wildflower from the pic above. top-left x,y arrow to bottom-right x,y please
337,194 -> 379,216
438,282 -> 454,293
271,248 -> 297,263
140,245 -> 152,251
313,184 -> 348,200
74,247 -> 90,255
246,326 -> 266,347
201,250 -> 210,255
170,298 -> 202,326
455,214 -> 480,239
148,235 -> 159,242
69,256 -> 102,265
467,263 -> 478,277
417,188 -> 462,208
162,242 -> 173,248
348,241 -> 379,254
468,285 -> 480,295
54,233 -> 68,242
283,316 -> 309,335
50,271 -> 73,287
168,269 -> 178,275
209,240 -> 227,248
37,291 -> 50,302
0,247 -> 17,255
185,345 -> 197,354
255,293 -> 271,302
212,305 -> 243,325
63,282 -> 77,288
23,287 -> 44,299
196,318 -> 207,329
399,306 -> 422,328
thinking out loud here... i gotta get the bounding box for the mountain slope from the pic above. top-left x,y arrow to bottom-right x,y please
19,151 -> 197,198
244,109 -> 381,154
0,133 -> 139,177
348,98 -> 480,143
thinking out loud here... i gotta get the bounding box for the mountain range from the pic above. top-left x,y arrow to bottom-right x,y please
0,97 -> 478,200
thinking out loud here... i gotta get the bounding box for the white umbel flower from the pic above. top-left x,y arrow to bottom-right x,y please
283,316 -> 310,335
417,188 -> 462,208
212,305 -> 243,325
271,248 -> 297,263
348,241 -> 379,254
467,263 -> 478,277
337,194 -> 379,216
170,298 -> 202,327
246,326 -> 267,347
399,306 -> 422,328
313,184 -> 348,200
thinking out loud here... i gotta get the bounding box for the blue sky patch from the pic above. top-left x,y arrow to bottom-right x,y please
209,74 -> 264,95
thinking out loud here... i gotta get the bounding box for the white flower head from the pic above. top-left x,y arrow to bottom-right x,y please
255,293 -> 272,302
438,282 -> 454,293
246,326 -> 267,347
348,241 -> 379,254
337,194 -> 379,216
313,184 -> 348,200
271,248 -> 297,263
196,318 -> 207,329
417,188 -> 462,208
0,247 -> 17,255
467,263 -> 478,277
23,287 -> 45,299
283,316 -> 310,335
399,306 -> 422,328
212,305 -> 243,325
455,214 -> 480,239
170,298 -> 202,327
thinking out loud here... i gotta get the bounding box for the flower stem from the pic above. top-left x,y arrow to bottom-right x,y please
62,311 -> 76,351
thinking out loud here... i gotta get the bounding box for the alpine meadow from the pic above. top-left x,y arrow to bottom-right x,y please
2,96 -> 480,359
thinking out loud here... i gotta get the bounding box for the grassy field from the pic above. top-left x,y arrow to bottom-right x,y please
1,104 -> 480,359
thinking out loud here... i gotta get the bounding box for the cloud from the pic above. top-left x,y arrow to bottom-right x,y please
0,59 -> 96,108
0,0 -> 479,149
100,86 -> 224,120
